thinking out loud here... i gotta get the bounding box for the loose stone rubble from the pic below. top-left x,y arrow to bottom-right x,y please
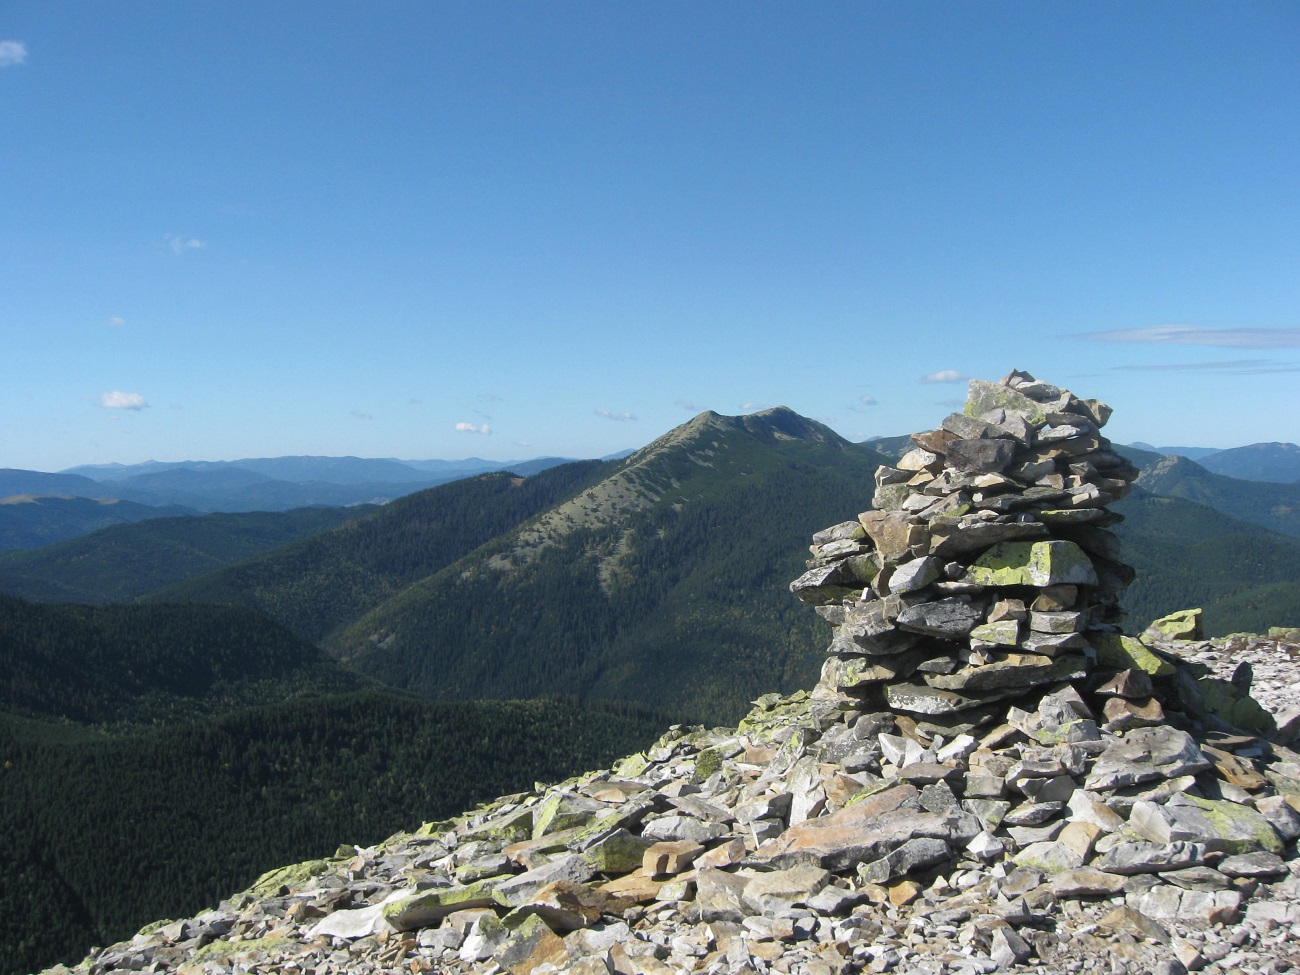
43,373 -> 1300,975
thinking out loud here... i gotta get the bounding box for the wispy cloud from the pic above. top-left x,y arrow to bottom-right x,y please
675,398 -> 707,411
455,421 -> 491,434
595,409 -> 637,422
0,41 -> 26,67
1080,324 -> 1300,349
350,410 -> 373,420
106,316 -> 126,327
164,234 -> 206,254
859,395 -> 878,406
923,369 -> 967,384
739,402 -> 767,411
1109,359 -> 1300,375
100,391 -> 148,410
478,392 -> 503,402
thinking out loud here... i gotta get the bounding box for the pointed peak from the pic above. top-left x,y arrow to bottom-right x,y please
637,407 -> 847,460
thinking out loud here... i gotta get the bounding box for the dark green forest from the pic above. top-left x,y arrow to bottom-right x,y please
0,505 -> 367,603
0,695 -> 668,975
0,595 -> 367,725
1114,491 -> 1300,634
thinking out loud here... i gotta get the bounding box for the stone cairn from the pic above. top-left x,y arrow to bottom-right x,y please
45,373 -> 1300,975
790,368 -> 1145,739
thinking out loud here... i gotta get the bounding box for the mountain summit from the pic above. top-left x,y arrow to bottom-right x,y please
322,407 -> 882,718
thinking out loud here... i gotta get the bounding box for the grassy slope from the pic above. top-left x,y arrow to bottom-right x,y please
147,463 -> 611,643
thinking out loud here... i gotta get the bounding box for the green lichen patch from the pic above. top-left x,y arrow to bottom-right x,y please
962,540 -> 1098,588
1089,632 -> 1175,677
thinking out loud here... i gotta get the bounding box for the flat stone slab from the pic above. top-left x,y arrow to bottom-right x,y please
754,786 -> 979,871
885,681 -> 1023,716
1084,727 -> 1212,791
961,540 -> 1099,588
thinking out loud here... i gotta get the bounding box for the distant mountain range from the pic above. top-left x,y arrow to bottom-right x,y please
4,440 -> 1294,552
0,454 -> 594,548
1116,446 -> 1300,539
1126,441 -> 1300,482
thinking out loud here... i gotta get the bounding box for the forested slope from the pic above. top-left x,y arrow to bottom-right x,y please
1120,447 -> 1300,538
149,462 -> 611,642
0,594 -> 369,724
0,505 -> 367,603
1113,490 -> 1300,635
0,695 -> 667,975
328,410 -> 889,722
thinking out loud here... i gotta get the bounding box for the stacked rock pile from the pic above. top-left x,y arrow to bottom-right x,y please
790,369 -> 1142,738
43,374 -> 1300,975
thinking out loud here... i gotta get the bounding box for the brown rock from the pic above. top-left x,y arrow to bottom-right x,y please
1102,696 -> 1165,731
642,840 -> 704,878
494,914 -> 569,975
513,880 -> 632,932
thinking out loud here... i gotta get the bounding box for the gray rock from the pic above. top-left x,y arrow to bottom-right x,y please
888,556 -> 944,594
896,598 -> 985,639
742,864 -> 832,917
494,854 -> 596,907
690,867 -> 751,923
1094,841 -> 1209,875
945,438 -> 1018,473
857,837 -> 952,884
1084,727 -> 1213,791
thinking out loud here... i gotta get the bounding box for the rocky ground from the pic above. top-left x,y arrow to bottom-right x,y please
43,665 -> 1300,975
1182,633 -> 1300,735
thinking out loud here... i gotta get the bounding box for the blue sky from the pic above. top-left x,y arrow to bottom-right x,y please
2,2 -> 1297,471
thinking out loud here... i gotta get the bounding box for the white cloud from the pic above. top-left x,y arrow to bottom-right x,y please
1109,359 -> 1300,375
595,409 -> 637,422
739,402 -> 767,411
1080,324 -> 1300,349
0,41 -> 26,67
106,316 -> 126,326
675,398 -> 706,411
922,370 -> 967,384
858,395 -> 879,406
100,391 -> 148,410
351,410 -> 373,420
164,234 -> 206,254
455,421 -> 491,434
